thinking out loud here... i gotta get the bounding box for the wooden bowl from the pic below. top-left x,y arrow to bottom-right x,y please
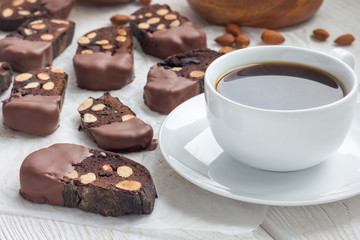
186,0 -> 323,28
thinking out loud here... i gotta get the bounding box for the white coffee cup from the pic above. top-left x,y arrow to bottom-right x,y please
204,46 -> 358,172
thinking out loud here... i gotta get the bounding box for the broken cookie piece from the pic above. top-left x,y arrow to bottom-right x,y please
0,0 -> 74,31
2,68 -> 67,135
19,143 -> 157,216
78,92 -> 156,152
0,18 -> 75,72
129,4 -> 207,59
144,49 -> 223,114
73,26 -> 134,91
0,62 -> 12,94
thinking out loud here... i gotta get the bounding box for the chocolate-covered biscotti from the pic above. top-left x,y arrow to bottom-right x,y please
19,143 -> 157,216
3,68 -> 67,135
144,49 -> 223,114
78,92 -> 156,152
129,4 -> 207,59
0,0 -> 74,31
0,18 -> 75,72
77,0 -> 134,5
0,62 -> 12,94
73,26 -> 134,91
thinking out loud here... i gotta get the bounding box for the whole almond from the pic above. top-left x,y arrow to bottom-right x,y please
261,30 -> 285,45
140,0 -> 151,4
313,28 -> 329,41
219,46 -> 234,54
334,34 -> 355,45
235,34 -> 250,49
226,23 -> 242,36
110,14 -> 129,25
215,33 -> 235,46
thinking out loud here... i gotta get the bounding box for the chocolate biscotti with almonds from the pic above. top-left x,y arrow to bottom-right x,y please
144,49 -> 223,114
73,26 -> 134,91
0,0 -> 74,31
0,18 -> 75,72
0,62 -> 12,94
19,143 -> 157,216
78,92 -> 156,152
3,68 -> 67,135
129,4 -> 207,59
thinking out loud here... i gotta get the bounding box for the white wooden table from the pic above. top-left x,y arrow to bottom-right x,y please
1,0 -> 360,239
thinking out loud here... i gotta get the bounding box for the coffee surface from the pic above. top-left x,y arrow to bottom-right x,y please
216,63 -> 345,110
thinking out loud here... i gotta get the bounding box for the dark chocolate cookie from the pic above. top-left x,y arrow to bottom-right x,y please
129,4 -> 207,59
0,62 -> 12,94
78,92 -> 156,152
19,143 -> 157,216
144,49 -> 223,114
73,26 -> 134,91
0,18 -> 75,72
2,68 -> 67,135
0,0 -> 74,31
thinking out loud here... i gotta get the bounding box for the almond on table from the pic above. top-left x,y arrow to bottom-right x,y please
235,34 -> 250,49
313,28 -> 329,41
110,14 -> 129,25
219,46 -> 234,54
334,34 -> 355,45
261,29 -> 285,45
215,33 -> 235,46
225,23 -> 242,36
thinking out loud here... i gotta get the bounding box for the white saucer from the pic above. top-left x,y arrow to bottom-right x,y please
159,94 -> 360,206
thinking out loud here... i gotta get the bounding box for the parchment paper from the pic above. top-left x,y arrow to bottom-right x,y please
0,0 -> 269,236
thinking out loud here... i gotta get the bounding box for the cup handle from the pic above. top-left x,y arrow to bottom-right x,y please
328,48 -> 355,69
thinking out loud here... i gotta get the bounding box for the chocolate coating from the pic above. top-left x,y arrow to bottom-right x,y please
73,52 -> 133,91
42,0 -> 74,19
0,37 -> 52,72
90,118 -> 154,151
3,95 -> 62,135
19,144 -> 89,206
144,66 -> 199,114
141,22 -> 207,59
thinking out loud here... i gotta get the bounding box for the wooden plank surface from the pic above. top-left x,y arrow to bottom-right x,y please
262,195 -> 360,240
0,214 -> 273,240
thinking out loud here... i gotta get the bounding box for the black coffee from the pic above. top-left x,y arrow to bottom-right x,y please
216,62 -> 346,110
